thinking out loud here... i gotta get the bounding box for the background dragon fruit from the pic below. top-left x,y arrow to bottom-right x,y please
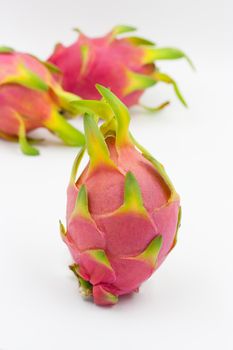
0,47 -> 85,155
60,85 -> 181,306
48,25 -> 193,110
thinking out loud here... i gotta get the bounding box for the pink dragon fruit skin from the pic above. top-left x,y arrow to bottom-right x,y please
61,85 -> 181,306
48,25 -> 193,109
0,47 -> 85,155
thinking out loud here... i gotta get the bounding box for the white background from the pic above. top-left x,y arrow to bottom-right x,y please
0,1 -> 232,349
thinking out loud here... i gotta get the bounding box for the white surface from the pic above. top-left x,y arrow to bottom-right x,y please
0,1 -> 232,349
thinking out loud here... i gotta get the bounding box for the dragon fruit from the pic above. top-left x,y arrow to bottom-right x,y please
48,25 -> 193,110
0,47 -> 85,155
60,85 -> 181,306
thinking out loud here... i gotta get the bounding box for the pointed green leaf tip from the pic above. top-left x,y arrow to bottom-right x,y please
87,249 -> 113,268
152,71 -> 187,107
2,63 -> 49,91
138,235 -> 162,266
54,88 -> 81,115
73,27 -> 83,35
111,25 -> 137,37
171,206 -> 182,249
80,44 -> 89,76
19,133 -> 39,155
141,236 -> 163,266
70,146 -> 85,184
96,286 -> 118,305
72,185 -> 90,219
142,47 -> 195,69
69,264 -> 93,297
125,36 -> 155,46
96,84 -> 131,147
44,110 -> 85,146
84,113 -> 113,168
123,172 -> 145,212
59,220 -> 66,238
42,61 -> 61,74
71,100 -> 113,121
0,46 -> 14,53
124,70 -> 156,95
140,101 -> 170,112
17,114 -> 39,155
78,276 -> 93,297
105,291 -> 118,304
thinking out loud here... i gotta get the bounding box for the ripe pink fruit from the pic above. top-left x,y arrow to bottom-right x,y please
48,25 -> 193,109
0,47 -> 84,155
61,85 -> 181,306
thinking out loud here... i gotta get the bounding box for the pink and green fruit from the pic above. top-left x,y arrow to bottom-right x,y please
0,47 -> 85,155
48,25 -> 193,110
60,85 -> 181,306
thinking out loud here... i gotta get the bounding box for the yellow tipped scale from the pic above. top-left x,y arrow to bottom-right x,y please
69,146 -> 86,184
131,235 -> 163,267
84,113 -> 116,170
1,62 -> 49,91
124,69 -> 188,108
71,185 -> 92,220
71,100 -> 113,121
96,84 -> 132,148
152,71 -> 187,107
121,172 -> 146,214
125,36 -> 155,46
123,68 -> 187,107
4,109 -> 40,155
42,60 -> 61,74
169,206 -> 182,252
11,111 -> 40,156
59,220 -> 67,239
79,249 -> 116,287
69,264 -> 93,297
124,70 -> 156,95
80,44 -> 90,76
44,108 -> 85,146
94,285 -> 118,305
54,88 -> 82,115
85,249 -> 113,269
142,47 -> 195,69
110,25 -> 137,38
0,46 -> 14,53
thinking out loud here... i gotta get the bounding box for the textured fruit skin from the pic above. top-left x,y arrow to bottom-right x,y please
61,85 -> 181,306
48,25 -> 192,108
0,49 -> 84,155
49,34 -> 149,107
